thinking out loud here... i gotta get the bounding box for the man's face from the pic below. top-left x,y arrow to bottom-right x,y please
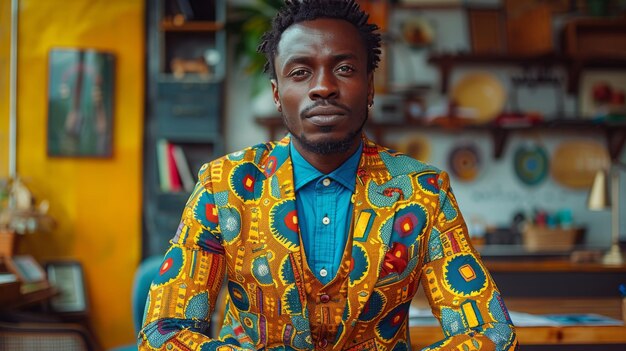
271,18 -> 374,155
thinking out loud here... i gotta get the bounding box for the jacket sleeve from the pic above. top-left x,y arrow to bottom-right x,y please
138,162 -> 249,350
419,171 -> 518,351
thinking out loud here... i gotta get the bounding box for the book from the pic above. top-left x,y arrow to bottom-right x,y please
172,144 -> 195,192
156,139 -> 171,192
167,142 -> 183,192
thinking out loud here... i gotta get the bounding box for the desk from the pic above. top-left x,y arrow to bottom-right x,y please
482,258 -> 626,297
411,259 -> 626,348
0,282 -> 57,309
410,279 -> 626,349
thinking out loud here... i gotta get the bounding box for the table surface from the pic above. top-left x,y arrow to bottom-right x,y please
483,259 -> 626,272
410,293 -> 626,348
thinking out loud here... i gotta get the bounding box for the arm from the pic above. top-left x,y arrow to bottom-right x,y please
138,163 -> 248,350
419,171 -> 518,351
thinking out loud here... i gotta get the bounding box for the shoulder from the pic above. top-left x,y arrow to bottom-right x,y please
375,142 -> 442,177
197,140 -> 282,184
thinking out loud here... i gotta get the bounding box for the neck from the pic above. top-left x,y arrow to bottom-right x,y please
292,137 -> 361,174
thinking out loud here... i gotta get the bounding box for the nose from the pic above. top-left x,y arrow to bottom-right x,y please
308,69 -> 338,100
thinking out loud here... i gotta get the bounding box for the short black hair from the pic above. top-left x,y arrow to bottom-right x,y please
258,0 -> 381,79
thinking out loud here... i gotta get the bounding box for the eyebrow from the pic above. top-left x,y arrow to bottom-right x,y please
282,53 -> 360,69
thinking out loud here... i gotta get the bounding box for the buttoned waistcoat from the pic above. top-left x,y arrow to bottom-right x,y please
139,135 -> 517,351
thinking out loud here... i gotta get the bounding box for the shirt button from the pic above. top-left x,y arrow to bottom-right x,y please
318,338 -> 328,348
322,216 -> 330,225
319,268 -> 328,277
322,178 -> 331,186
320,293 -> 330,303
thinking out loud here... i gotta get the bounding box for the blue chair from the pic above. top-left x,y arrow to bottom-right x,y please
109,255 -> 162,351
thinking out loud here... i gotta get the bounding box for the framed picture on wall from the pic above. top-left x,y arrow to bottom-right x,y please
45,260 -> 88,313
579,71 -> 626,119
47,48 -> 115,158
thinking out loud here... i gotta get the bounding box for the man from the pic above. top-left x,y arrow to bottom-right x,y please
139,1 -> 518,350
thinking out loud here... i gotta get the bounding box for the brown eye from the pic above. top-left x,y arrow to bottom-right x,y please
337,65 -> 355,74
290,69 -> 309,77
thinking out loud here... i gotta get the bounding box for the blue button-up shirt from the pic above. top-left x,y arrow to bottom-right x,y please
290,141 -> 362,285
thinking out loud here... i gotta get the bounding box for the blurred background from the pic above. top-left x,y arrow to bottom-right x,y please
1,0 -> 626,350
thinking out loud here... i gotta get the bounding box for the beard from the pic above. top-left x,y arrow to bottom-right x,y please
283,108 -> 368,155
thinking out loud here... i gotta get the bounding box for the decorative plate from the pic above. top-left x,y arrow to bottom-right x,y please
451,72 -> 506,124
448,143 -> 481,182
513,144 -> 549,186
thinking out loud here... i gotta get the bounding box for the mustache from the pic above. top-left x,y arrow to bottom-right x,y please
300,100 -> 352,119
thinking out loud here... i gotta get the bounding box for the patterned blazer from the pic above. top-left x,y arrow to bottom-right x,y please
139,135 -> 518,351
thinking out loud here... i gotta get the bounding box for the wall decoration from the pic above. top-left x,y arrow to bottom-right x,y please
47,48 -> 115,157
579,71 -> 626,120
448,142 -> 482,182
550,140 -> 610,189
513,144 -> 549,186
451,72 -> 506,124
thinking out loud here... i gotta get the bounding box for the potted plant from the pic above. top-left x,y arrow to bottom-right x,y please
228,0 -> 282,98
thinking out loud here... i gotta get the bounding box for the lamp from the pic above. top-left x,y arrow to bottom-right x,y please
587,167 -> 624,265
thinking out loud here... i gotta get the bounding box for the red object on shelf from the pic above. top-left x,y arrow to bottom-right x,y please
494,112 -> 543,127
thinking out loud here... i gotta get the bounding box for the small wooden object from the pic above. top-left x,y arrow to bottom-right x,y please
522,225 -> 584,252
467,7 -> 507,54
564,18 -> 626,57
171,57 -> 210,78
506,3 -> 553,55
0,230 -> 18,257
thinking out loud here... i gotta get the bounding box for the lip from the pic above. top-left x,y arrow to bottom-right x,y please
305,107 -> 347,126
307,114 -> 347,127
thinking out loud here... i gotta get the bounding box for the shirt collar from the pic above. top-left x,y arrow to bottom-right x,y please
290,139 -> 362,192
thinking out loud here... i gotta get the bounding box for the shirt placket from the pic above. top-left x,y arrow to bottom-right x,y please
313,177 -> 338,285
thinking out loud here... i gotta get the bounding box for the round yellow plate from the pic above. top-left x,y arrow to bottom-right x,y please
451,72 -> 506,123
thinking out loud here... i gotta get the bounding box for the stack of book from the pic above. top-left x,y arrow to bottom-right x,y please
156,139 -> 195,193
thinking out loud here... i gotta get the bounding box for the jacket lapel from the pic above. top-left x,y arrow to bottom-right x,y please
336,136 -> 402,348
260,135 -> 302,254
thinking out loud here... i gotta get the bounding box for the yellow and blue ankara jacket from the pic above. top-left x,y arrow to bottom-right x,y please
138,134 -> 518,351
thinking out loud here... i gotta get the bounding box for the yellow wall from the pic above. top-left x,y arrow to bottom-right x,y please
2,0 -> 145,348
1,0 -> 11,178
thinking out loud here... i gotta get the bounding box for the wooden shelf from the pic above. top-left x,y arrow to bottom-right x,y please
369,118 -> 626,160
428,52 -> 626,94
256,116 -> 626,160
393,3 -> 462,10
160,19 -> 224,32
143,0 -> 226,258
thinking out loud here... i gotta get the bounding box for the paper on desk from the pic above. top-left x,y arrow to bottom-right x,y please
0,273 -> 18,284
409,306 -> 622,327
409,307 -> 559,327
540,313 -> 623,326
507,311 -> 559,326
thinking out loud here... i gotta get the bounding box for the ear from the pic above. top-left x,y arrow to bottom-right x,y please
367,73 -> 375,107
271,79 -> 282,112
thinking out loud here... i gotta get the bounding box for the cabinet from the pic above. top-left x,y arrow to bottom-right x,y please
143,0 -> 226,257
